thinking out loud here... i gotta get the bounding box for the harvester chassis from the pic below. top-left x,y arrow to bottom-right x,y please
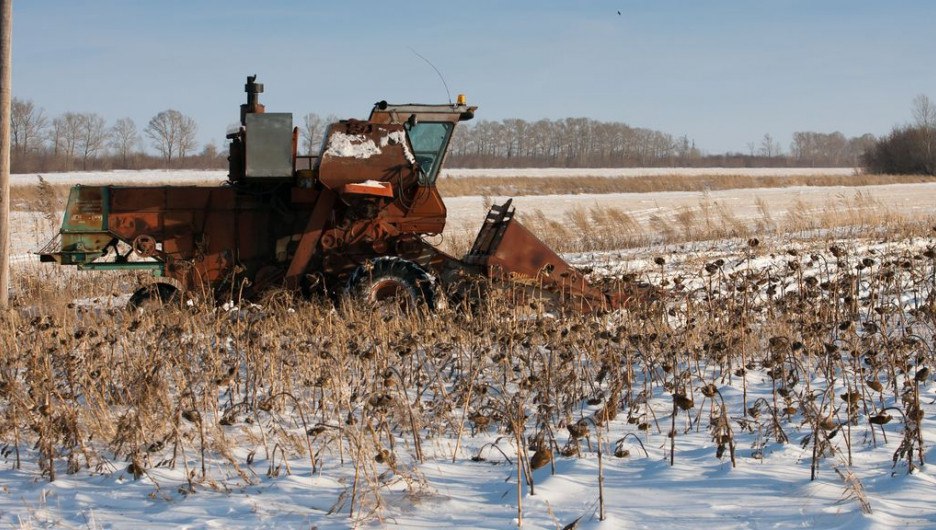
39,76 -> 620,313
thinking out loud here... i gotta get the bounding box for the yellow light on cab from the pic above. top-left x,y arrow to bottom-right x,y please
456,94 -> 467,105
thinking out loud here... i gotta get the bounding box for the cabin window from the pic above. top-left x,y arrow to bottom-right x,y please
406,122 -> 453,184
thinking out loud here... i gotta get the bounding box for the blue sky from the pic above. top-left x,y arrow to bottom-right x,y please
13,1 -> 936,154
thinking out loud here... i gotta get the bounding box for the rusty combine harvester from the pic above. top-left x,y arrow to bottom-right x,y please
40,76 -> 621,312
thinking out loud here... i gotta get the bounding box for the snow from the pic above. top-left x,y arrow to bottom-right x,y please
440,167 -> 859,179
382,130 -> 416,164
10,169 -> 228,187
4,169 -> 936,528
3,325 -> 936,528
323,131 -> 382,159
442,182 -> 936,240
358,179 -> 390,188
10,167 -> 857,188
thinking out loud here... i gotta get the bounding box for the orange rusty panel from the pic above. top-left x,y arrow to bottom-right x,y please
291,187 -> 320,204
110,187 -> 167,212
378,188 -> 446,219
319,152 -> 413,189
192,251 -> 231,285
207,188 -> 239,210
381,202 -> 405,217
201,215 -> 236,256
163,211 -> 194,231
109,212 -> 162,239
165,187 -> 215,210
490,221 -> 563,279
286,190 -> 336,288
236,211 -> 270,262
400,220 -> 446,233
481,219 -> 610,310
318,122 -> 416,190
162,238 -> 185,255
405,187 -> 446,218
371,187 -> 446,234
109,186 -> 246,215
339,181 -> 394,197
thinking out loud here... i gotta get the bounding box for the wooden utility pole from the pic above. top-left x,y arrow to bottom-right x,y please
0,0 -> 10,309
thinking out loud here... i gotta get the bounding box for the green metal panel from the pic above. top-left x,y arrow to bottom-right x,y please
62,186 -> 110,233
78,262 -> 164,275
55,185 -> 113,265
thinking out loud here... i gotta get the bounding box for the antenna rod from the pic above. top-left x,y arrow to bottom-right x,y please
408,47 -> 452,105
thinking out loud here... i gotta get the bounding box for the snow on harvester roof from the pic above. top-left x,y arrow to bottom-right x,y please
321,129 -> 415,165
322,132 -> 381,159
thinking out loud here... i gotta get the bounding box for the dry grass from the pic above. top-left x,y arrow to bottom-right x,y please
11,179 -> 68,214
3,173 -> 936,522
504,192 -> 936,255
9,173 -> 934,213
0,225 -> 934,521
437,173 -> 935,198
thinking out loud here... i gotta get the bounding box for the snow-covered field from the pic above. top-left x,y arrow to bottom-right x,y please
3,169 -> 936,528
7,389 -> 936,530
10,167 -> 857,188
443,182 -> 936,239
5,234 -> 936,528
440,167 -> 859,179
9,169 -> 228,187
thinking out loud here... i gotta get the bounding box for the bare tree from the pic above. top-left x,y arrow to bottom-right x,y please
503,118 -> 528,160
10,97 -> 46,156
145,109 -> 198,167
201,142 -> 218,158
758,133 -> 781,157
301,112 -> 325,154
146,110 -> 178,167
863,95 -> 936,175
110,117 -> 140,168
193,142 -> 224,169
49,116 -> 64,159
912,94 -> 936,130
177,113 -> 198,160
76,113 -> 107,170
912,94 -> 936,170
849,134 -> 877,165
53,112 -> 83,171
804,131 -> 875,166
448,116 -> 685,167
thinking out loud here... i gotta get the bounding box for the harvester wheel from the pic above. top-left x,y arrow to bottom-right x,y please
347,257 -> 435,312
127,283 -> 179,311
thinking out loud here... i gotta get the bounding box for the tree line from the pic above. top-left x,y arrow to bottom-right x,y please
10,98 -> 224,173
444,118 -> 700,168
12,94 -> 932,174
294,112 -> 876,169
442,118 -> 875,168
862,95 -> 936,175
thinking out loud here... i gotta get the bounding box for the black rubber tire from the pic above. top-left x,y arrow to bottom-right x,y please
346,257 -> 435,312
127,283 -> 180,311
